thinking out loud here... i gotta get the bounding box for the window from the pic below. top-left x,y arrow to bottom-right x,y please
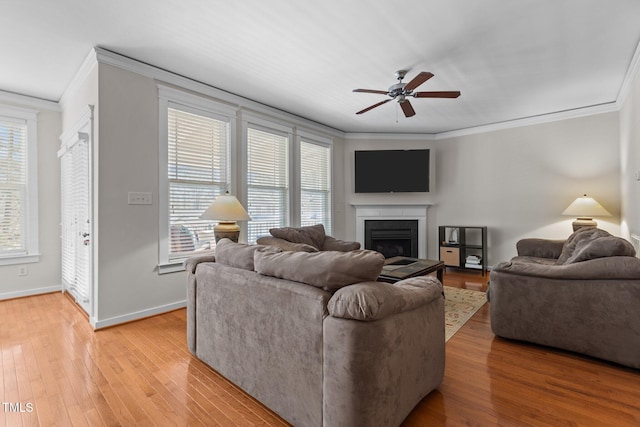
243,115 -> 333,243
299,138 -> 332,235
246,125 -> 290,243
158,86 -> 235,272
0,106 -> 38,265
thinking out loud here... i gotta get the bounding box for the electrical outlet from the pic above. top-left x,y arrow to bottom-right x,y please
18,265 -> 28,276
635,171 -> 640,181
128,192 -> 152,205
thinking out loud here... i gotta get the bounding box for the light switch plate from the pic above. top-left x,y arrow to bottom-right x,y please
128,192 -> 152,205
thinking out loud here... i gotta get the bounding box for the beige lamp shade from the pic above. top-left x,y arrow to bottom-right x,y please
200,192 -> 251,242
562,194 -> 611,231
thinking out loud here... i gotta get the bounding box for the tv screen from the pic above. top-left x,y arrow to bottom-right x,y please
355,149 -> 430,193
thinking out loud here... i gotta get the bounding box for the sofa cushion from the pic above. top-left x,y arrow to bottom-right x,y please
327,276 -> 442,321
256,235 -> 319,252
215,238 -> 280,271
254,249 -> 385,291
269,224 -> 326,250
565,236 -> 636,264
321,235 -> 361,252
556,227 -> 611,264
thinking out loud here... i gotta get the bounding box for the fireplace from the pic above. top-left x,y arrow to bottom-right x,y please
365,220 -> 419,258
353,204 -> 430,258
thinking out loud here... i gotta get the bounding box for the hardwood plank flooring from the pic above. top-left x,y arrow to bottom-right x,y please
1,270 -> 639,426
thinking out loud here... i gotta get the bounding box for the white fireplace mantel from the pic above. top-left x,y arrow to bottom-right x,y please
352,204 -> 431,258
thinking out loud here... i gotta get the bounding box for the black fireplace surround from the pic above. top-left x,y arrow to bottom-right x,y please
364,220 -> 419,258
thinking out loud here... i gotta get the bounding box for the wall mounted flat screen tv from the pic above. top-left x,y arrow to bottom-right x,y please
355,149 -> 430,193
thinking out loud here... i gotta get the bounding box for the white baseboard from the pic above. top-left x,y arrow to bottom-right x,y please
92,300 -> 187,330
0,285 -> 61,301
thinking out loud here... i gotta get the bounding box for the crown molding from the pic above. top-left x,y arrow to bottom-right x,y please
64,39 -> 640,142
344,100 -> 619,141
59,48 -> 98,108
616,37 -> 640,107
433,102 -> 620,139
0,90 -> 60,112
343,132 -> 437,141
93,47 -> 344,139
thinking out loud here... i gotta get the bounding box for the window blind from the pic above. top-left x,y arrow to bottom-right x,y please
168,107 -> 229,259
60,136 -> 90,305
246,127 -> 289,243
0,118 -> 27,255
300,140 -> 331,234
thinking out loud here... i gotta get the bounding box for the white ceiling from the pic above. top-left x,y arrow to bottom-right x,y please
3,0 -> 640,134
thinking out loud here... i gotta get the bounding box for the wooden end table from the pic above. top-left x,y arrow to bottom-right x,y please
378,256 -> 445,284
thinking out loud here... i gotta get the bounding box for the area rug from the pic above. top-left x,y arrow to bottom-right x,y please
444,286 -> 487,342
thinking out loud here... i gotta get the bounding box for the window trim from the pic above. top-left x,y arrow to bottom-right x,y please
242,114 -> 293,243
296,131 -> 333,235
157,85 -> 237,273
241,112 -> 334,243
0,105 -> 39,266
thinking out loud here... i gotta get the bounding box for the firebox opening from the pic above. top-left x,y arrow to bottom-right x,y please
364,220 -> 419,259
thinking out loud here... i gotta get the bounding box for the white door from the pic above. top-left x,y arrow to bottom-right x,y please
59,110 -> 93,317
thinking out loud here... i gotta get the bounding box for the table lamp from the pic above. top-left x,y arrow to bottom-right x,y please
562,194 -> 611,231
200,191 -> 251,242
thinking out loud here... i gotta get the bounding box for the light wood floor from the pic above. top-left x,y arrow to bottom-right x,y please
1,270 -> 639,426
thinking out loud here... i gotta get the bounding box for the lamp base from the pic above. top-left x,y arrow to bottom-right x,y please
572,218 -> 597,232
214,221 -> 240,243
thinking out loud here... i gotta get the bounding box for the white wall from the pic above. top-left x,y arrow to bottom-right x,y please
0,103 -> 62,299
619,59 -> 640,240
344,112 -> 621,267
91,62 -> 346,327
94,64 -> 186,326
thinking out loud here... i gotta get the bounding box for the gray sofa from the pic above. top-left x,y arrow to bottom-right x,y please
185,238 -> 445,427
489,227 -> 640,368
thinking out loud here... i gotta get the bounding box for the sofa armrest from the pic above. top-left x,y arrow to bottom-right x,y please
255,235 -> 318,252
493,256 -> 640,280
183,251 -> 216,274
327,276 -> 442,321
321,235 -> 361,251
516,238 -> 565,258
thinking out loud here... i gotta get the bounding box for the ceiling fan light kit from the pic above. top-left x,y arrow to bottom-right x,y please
353,70 -> 460,118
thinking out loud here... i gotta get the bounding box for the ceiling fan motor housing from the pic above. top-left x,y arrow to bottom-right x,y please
389,82 -> 406,97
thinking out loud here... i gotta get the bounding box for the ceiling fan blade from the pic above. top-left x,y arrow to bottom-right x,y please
356,98 -> 392,115
404,72 -> 434,91
413,91 -> 461,98
353,89 -> 389,95
400,100 -> 416,117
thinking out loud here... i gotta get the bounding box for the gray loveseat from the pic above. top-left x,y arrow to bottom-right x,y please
185,238 -> 445,427
489,227 -> 640,368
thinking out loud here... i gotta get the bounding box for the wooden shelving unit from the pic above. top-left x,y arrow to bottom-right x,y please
438,226 -> 487,275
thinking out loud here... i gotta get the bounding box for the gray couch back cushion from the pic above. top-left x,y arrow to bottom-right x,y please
566,236 -> 636,264
269,224 -> 326,249
254,248 -> 385,291
556,227 -> 611,264
215,238 -> 280,271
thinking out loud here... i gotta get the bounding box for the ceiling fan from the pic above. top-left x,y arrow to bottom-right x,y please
353,70 -> 461,117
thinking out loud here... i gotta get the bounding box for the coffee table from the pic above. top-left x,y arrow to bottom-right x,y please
378,256 -> 445,284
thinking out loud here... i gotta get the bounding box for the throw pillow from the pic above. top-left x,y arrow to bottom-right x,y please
565,236 -> 636,264
556,227 -> 611,264
269,224 -> 326,250
215,238 -> 280,271
254,249 -> 385,291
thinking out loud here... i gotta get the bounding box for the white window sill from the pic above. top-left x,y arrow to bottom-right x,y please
158,261 -> 186,275
0,253 -> 41,266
